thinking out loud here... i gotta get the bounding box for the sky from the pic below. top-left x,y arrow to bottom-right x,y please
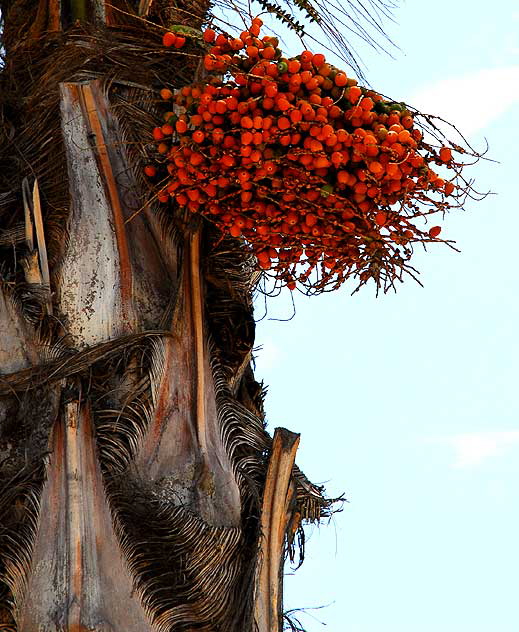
252,1 -> 519,631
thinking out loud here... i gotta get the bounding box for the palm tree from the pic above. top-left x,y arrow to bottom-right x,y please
0,1 -> 393,629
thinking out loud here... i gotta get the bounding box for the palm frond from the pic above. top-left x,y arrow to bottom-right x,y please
114,499 -> 254,631
0,466 -> 45,625
0,330 -> 171,395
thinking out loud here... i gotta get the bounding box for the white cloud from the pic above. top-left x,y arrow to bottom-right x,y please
410,66 -> 519,137
429,431 -> 519,468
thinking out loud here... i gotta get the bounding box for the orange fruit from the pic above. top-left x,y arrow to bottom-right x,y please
347,85 -> 362,102
312,53 -> 325,67
334,72 -> 347,87
288,59 -> 301,73
444,181 -> 455,196
162,32 -> 177,47
374,212 -> 387,226
160,88 -> 173,100
203,28 -> 216,43
152,127 -> 164,140
261,46 -> 276,60
439,147 -> 452,163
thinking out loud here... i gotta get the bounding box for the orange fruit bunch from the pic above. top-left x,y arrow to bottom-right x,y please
146,18 -> 460,292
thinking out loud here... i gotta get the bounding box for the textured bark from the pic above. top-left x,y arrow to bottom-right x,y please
18,402 -> 154,632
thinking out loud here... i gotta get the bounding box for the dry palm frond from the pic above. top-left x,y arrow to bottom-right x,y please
93,351 -> 155,475
292,464 -> 336,523
96,397 -> 153,472
205,231 -> 258,379
109,492 -> 256,632
205,232 -> 259,301
0,192 -> 17,213
1,486 -> 41,624
0,466 -> 44,626
212,348 -> 268,496
3,281 -> 50,326
75,327 -> 158,476
0,330 -> 170,395
0,226 -> 24,248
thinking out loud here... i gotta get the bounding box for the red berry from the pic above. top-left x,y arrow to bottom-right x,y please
439,147 -> 452,163
152,127 -> 164,140
162,32 -> 177,47
375,212 -> 387,226
203,28 -> 216,43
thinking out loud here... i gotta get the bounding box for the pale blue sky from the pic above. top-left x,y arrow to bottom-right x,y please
253,2 -> 519,631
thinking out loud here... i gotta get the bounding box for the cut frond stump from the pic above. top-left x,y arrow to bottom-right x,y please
255,427 -> 300,632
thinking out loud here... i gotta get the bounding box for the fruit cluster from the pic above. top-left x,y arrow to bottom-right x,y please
147,18 -> 462,292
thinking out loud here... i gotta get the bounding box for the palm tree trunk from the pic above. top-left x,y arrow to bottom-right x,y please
0,1 -> 331,630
